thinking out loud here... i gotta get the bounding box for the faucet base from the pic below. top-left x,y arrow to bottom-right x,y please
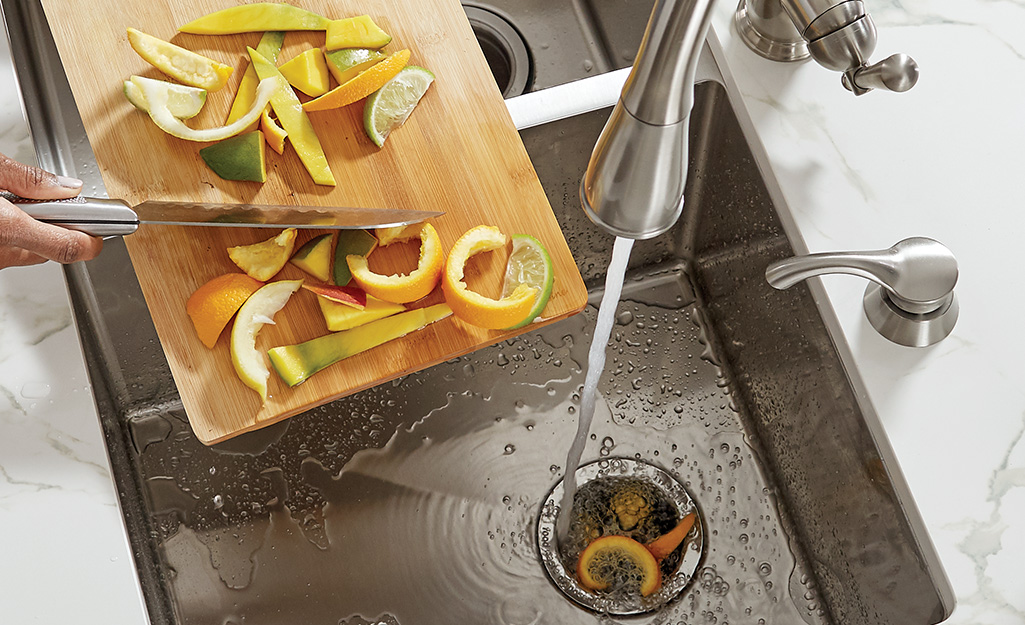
863,284 -> 959,348
734,0 -> 809,62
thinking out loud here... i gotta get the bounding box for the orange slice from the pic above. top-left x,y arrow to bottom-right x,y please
303,49 -> 410,112
442,225 -> 537,330
577,535 -> 662,598
186,273 -> 264,349
346,222 -> 444,303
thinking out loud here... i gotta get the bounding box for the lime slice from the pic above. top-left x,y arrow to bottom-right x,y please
124,76 -> 207,119
502,234 -> 554,329
363,65 -> 435,147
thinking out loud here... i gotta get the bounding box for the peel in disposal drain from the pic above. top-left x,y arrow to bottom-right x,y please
537,458 -> 704,615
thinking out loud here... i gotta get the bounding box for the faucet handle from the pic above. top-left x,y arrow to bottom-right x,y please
843,53 -> 920,95
765,237 -> 959,347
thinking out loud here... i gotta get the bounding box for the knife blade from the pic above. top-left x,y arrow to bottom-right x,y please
5,194 -> 443,237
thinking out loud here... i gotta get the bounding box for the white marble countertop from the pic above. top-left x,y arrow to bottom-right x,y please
1,2 -> 1022,623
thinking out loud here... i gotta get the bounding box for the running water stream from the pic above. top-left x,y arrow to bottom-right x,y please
556,235 -> 634,541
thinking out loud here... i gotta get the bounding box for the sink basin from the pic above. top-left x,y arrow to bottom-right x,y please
2,0 -> 953,623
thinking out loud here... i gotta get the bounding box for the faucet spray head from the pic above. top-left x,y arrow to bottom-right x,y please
579,0 -> 716,240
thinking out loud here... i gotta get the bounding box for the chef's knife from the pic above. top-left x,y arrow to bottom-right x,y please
5,194 -> 443,237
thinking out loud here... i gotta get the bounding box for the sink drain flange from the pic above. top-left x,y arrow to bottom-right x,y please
537,458 -> 704,615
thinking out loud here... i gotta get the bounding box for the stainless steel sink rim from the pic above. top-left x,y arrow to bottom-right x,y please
1,0 -> 957,621
536,458 -> 704,615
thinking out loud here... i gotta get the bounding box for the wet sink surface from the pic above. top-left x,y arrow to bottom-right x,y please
1,0 -> 952,623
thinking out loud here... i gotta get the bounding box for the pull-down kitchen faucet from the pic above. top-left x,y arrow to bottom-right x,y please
581,0 -> 918,239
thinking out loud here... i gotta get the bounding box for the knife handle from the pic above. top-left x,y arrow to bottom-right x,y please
4,194 -> 139,237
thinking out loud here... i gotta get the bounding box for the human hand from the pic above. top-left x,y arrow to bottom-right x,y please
0,153 -> 103,269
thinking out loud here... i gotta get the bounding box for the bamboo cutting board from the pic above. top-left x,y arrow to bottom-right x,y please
37,0 -> 587,444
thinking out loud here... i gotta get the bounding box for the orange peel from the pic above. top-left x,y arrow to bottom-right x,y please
303,48 -> 410,112
186,273 -> 264,348
346,222 -> 444,303
442,225 -> 536,330
577,535 -> 662,597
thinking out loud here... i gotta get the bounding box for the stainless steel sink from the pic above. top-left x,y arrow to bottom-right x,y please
3,0 -> 953,623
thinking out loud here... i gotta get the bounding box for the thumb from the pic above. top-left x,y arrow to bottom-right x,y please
0,153 -> 84,200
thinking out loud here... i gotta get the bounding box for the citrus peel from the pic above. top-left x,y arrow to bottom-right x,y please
442,225 -> 537,330
577,535 -> 662,598
346,222 -> 443,303
303,48 -> 411,112
186,273 -> 263,348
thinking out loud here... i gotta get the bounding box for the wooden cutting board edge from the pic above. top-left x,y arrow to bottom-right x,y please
37,0 -> 590,445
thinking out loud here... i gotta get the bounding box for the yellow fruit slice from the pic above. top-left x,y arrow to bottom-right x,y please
269,304 -> 451,387
442,226 -> 537,330
325,48 -> 386,85
290,233 -> 334,281
279,48 -> 330,98
260,109 -> 287,155
127,27 -> 233,91
226,30 -> 285,126
303,49 -> 410,112
346,222 -> 443,303
228,228 -> 297,281
249,47 -> 336,186
199,131 -> 267,183
186,273 -> 264,349
577,535 -> 662,598
325,15 -> 392,50
318,294 -> 405,331
180,4 -> 330,34
230,279 -> 303,403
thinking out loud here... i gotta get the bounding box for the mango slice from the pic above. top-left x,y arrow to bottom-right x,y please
333,229 -> 378,286
199,131 -> 267,183
318,295 -> 405,332
325,48 -> 386,85
290,233 -> 334,282
326,15 -> 391,50
279,48 -> 330,98
248,47 -> 335,186
180,4 -> 330,34
226,30 -> 285,126
269,303 -> 452,386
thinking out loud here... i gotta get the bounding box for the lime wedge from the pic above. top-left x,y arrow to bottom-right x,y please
363,65 -> 434,147
124,76 -> 207,119
502,234 -> 554,329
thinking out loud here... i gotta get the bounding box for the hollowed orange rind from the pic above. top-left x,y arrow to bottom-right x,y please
576,535 -> 662,597
441,225 -> 537,330
346,222 -> 443,303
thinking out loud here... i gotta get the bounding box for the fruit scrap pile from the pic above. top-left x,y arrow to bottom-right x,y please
187,222 -> 555,405
123,3 -> 436,186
